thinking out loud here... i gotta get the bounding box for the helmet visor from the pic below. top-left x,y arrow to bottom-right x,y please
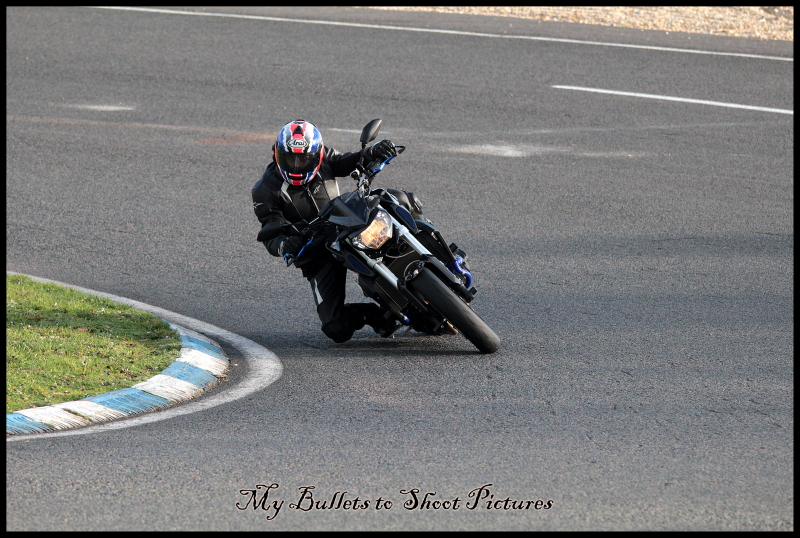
277,149 -> 320,176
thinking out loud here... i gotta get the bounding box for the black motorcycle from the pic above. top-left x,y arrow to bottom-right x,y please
258,119 -> 500,354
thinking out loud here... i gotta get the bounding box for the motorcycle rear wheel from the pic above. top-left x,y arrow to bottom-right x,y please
409,268 -> 500,354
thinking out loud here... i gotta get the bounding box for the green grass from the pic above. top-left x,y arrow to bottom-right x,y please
6,274 -> 181,413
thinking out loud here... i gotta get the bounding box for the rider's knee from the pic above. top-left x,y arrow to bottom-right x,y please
320,307 -> 367,343
321,320 -> 354,343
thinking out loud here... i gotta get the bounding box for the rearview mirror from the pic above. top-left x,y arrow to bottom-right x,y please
360,119 -> 382,146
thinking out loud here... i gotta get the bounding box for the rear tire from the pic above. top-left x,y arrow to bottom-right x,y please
409,268 -> 500,354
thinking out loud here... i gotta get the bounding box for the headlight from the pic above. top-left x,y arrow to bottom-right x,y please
352,210 -> 393,250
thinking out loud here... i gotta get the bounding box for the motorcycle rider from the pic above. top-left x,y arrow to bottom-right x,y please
253,119 -> 423,343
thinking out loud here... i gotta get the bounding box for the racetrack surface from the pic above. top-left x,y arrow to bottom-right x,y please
6,6 -> 793,531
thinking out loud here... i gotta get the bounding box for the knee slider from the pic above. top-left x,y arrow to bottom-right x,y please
321,320 -> 355,343
320,305 -> 367,343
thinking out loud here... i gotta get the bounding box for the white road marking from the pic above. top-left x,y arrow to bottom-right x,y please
452,144 -> 645,158
553,86 -> 794,115
454,144 -> 530,157
65,104 -> 135,111
5,273 -> 283,442
86,7 -> 793,62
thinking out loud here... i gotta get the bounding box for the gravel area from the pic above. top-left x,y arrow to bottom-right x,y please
361,6 -> 793,42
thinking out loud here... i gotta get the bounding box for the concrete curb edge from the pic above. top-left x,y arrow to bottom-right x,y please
6,323 -> 229,435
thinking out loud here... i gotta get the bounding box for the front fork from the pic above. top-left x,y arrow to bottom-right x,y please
351,216 -> 432,290
351,219 -> 431,323
351,216 -> 475,319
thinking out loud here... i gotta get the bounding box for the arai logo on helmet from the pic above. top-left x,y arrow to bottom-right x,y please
287,138 -> 308,149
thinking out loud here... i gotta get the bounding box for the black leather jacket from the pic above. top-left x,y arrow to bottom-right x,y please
252,147 -> 362,257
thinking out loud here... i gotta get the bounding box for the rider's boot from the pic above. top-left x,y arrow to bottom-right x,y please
349,303 -> 401,338
372,316 -> 401,338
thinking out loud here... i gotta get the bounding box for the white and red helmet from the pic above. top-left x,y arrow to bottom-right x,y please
274,120 -> 324,186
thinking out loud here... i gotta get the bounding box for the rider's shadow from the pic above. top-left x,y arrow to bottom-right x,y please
301,328 -> 480,357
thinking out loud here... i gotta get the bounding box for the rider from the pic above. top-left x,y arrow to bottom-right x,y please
252,119 -> 422,343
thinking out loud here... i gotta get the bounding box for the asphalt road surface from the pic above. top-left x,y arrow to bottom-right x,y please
6,6 -> 793,531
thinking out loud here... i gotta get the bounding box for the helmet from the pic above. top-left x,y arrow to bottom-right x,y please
274,120 -> 324,186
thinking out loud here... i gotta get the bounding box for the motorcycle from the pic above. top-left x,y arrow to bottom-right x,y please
258,119 -> 500,354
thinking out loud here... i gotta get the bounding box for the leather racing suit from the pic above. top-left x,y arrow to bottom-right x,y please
253,146 -> 415,343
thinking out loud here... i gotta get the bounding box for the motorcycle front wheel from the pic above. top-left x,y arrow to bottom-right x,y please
409,268 -> 500,354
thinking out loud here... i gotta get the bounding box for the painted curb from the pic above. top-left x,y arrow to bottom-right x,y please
6,323 -> 228,435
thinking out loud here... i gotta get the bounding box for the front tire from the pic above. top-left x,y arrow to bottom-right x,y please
409,268 -> 500,354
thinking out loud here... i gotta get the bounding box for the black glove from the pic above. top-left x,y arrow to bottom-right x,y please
364,140 -> 397,162
278,236 -> 305,257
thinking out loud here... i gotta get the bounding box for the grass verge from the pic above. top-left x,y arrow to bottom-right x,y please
6,274 -> 181,414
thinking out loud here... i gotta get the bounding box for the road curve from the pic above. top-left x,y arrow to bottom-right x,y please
6,272 -> 282,441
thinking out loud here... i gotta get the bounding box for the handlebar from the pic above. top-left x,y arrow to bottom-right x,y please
355,144 -> 406,190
